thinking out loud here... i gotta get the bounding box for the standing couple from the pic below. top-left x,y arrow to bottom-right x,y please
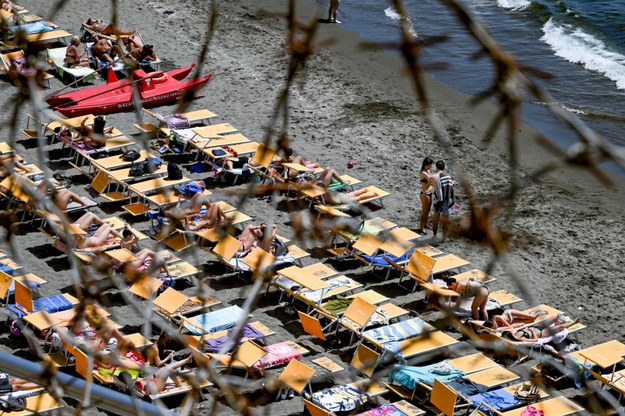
418,157 -> 455,241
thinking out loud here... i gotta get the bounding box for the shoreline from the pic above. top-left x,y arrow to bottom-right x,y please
1,0 -> 624,413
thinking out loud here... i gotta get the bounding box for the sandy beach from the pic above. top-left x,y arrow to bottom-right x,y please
1,0 -> 625,414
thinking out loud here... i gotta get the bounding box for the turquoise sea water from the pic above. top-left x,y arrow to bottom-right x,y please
312,0 -> 625,172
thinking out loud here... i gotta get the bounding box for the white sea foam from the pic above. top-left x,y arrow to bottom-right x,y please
384,6 -> 417,38
496,0 -> 531,11
561,104 -> 586,115
541,18 -> 625,90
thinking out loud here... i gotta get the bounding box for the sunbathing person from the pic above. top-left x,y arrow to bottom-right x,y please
483,309 -> 548,330
36,178 -> 90,212
71,212 -> 123,249
120,229 -> 171,276
0,373 -> 39,392
64,36 -> 90,68
272,147 -> 319,180
237,223 -> 277,255
323,187 -> 379,206
443,277 -> 490,321
163,181 -> 208,220
117,355 -> 193,396
0,154 -> 32,178
131,44 -> 157,63
502,317 -> 580,342
91,35 -> 114,64
185,202 -> 228,231
84,18 -> 136,37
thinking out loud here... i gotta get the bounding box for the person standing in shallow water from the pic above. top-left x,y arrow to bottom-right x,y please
417,156 -> 434,235
328,0 -> 340,23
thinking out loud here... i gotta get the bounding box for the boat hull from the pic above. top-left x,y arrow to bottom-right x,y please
47,64 -> 211,116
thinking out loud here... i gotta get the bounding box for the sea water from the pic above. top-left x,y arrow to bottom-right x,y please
311,0 -> 625,173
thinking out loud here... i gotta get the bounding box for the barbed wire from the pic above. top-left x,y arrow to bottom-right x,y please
0,0 -> 621,414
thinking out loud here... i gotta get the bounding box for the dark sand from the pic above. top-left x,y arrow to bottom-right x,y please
1,0 -> 625,414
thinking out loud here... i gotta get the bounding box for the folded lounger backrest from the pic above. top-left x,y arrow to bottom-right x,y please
278,359 -> 316,395
297,310 -> 327,341
342,296 -> 377,330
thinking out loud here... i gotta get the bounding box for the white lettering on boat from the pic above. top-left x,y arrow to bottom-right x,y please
116,91 -> 180,110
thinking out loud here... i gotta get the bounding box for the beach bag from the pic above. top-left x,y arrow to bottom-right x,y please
167,162 -> 183,180
129,161 -> 146,177
163,114 -> 190,130
121,150 -> 140,162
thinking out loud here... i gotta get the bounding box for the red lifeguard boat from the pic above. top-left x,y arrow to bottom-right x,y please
47,64 -> 212,117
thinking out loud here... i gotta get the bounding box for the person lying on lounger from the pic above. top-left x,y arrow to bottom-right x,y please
0,373 -> 39,393
117,355 -> 193,396
36,178 -> 90,212
483,309 -> 548,330
501,317 -> 580,342
120,229 -> 170,276
0,154 -> 32,179
162,180 -> 207,218
237,223 -> 277,255
271,147 -> 320,181
84,18 -> 136,37
184,201 -> 228,231
72,212 -> 123,249
323,188 -> 379,206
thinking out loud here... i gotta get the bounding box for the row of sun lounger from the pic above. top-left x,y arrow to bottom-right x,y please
0,103 -> 601,416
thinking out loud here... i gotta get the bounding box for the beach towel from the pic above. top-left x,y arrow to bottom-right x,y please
362,317 -> 429,345
253,341 -> 303,370
203,324 -> 265,352
361,248 -> 412,267
183,305 -> 246,335
469,389 -> 519,414
312,385 -> 370,412
9,21 -> 54,34
387,362 -> 465,390
7,294 -> 74,319
355,403 -> 407,416
301,277 -> 352,303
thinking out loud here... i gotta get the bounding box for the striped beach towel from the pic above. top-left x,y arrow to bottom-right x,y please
361,317 -> 429,345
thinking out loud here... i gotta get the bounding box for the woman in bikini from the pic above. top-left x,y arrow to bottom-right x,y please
85,18 -> 136,37
444,277 -> 490,321
417,157 -> 434,235
185,201 -> 228,231
505,318 -> 579,342
64,36 -> 90,68
237,223 -> 277,255
483,309 -> 548,330
72,212 -> 123,249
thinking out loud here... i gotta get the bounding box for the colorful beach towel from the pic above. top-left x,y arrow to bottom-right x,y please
312,385 -> 370,412
203,324 -> 266,352
387,362 -> 465,390
253,341 -> 303,370
355,403 -> 407,416
362,317 -> 429,345
183,305 -> 246,335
